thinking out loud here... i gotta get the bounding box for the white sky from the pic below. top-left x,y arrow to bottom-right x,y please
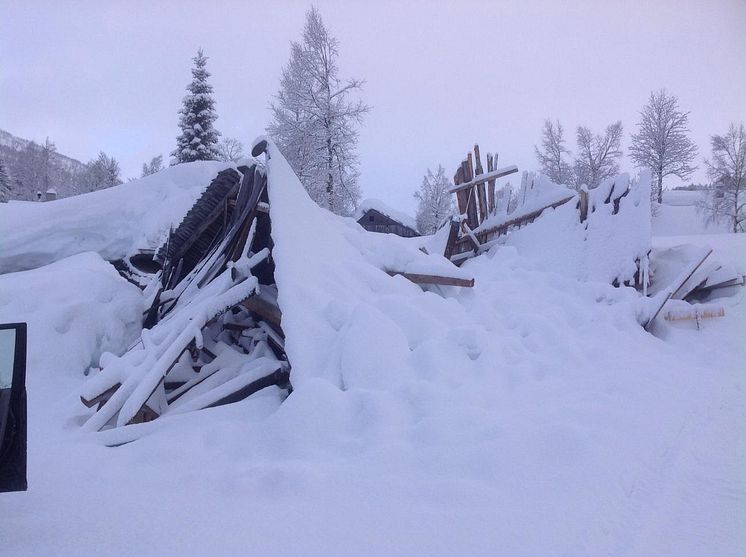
1,0 -> 744,213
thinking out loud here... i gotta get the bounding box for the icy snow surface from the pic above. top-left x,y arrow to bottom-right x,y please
0,160 -> 233,273
0,146 -> 744,555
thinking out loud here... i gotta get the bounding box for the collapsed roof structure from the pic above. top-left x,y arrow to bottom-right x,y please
79,139 -> 744,431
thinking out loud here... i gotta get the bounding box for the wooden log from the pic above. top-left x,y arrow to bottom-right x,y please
387,271 -> 475,288
448,165 -> 519,194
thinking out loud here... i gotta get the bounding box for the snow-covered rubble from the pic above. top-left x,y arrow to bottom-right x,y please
0,160 -> 233,274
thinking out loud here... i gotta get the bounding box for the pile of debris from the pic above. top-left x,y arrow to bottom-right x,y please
81,151 -> 290,429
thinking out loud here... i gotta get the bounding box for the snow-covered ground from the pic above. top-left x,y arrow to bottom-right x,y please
0,168 -> 744,555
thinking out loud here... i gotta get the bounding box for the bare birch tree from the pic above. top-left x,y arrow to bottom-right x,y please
573,122 -> 623,189
268,6 -> 369,216
534,119 -> 573,185
217,138 -> 244,163
414,165 -> 455,234
700,123 -> 746,233
629,90 -> 698,205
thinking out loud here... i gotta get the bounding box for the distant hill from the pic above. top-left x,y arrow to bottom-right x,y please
0,128 -> 88,200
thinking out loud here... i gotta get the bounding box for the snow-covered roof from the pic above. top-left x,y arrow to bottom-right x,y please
355,198 -> 418,232
0,160 -> 234,273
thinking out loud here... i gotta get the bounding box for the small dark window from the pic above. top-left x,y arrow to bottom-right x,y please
369,215 -> 374,222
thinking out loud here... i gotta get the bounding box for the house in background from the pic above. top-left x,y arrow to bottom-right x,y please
355,198 -> 420,238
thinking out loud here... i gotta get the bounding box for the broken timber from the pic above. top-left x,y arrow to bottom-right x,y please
387,271 -> 475,288
81,147 -> 293,431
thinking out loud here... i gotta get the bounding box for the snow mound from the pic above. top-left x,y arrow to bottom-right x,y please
503,172 -> 652,285
355,198 -> 419,232
0,160 -> 233,274
0,252 -> 143,375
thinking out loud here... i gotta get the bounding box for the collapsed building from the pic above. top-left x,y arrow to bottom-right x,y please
78,139 -> 744,430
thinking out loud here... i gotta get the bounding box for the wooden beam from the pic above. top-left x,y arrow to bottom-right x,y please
448,165 -> 518,194
473,195 -> 575,238
387,270 -> 474,288
242,295 -> 282,327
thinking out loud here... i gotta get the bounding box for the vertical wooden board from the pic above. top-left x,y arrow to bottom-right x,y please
455,166 -> 467,215
465,154 -> 479,229
486,153 -> 496,214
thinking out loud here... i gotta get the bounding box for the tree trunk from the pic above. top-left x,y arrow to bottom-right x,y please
657,170 -> 663,205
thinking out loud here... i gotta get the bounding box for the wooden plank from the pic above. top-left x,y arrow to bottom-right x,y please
448,165 -> 519,194
455,166 -> 468,216
81,383 -> 120,409
644,248 -> 713,331
474,145 -> 487,224
465,154 -> 479,230
387,271 -> 474,288
486,153 -> 496,214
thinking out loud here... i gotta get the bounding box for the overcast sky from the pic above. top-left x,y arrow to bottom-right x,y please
2,0 -> 745,213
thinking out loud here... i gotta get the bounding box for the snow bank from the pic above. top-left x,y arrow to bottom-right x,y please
0,160 -> 233,274
0,252 -> 143,375
354,197 -> 419,232
504,172 -> 651,285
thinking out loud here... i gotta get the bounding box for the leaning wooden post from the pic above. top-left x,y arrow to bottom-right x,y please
486,153 -> 496,214
474,144 -> 487,224
465,153 -> 479,229
454,166 -> 468,216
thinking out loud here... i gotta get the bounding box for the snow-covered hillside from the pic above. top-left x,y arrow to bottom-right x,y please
0,157 -> 744,555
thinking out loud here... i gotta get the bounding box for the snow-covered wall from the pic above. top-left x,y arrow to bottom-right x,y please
0,160 -> 233,274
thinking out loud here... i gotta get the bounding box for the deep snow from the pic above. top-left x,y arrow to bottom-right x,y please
0,160 -> 744,555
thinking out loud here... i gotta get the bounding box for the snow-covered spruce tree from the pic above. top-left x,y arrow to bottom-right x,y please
629,90 -> 698,206
0,157 -> 11,202
534,119 -> 573,185
141,155 -> 164,177
573,122 -> 623,189
700,123 -> 746,233
414,165 -> 455,234
267,6 -> 369,216
171,49 -> 220,164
